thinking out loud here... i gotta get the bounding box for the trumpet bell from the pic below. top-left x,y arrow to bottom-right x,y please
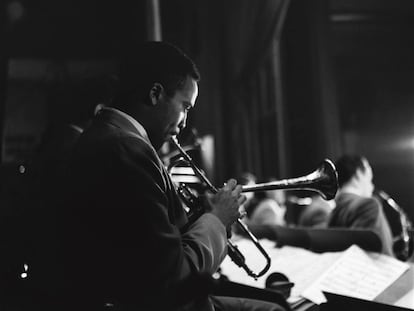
306,159 -> 338,200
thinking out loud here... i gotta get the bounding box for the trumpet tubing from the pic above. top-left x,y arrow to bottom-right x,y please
241,159 -> 338,200
170,136 -> 270,279
168,136 -> 339,279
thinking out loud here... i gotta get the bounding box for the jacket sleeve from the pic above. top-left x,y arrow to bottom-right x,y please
351,198 -> 394,256
182,213 -> 228,272
112,136 -> 228,284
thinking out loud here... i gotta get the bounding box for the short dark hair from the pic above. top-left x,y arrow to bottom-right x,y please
335,154 -> 367,187
113,41 -> 200,109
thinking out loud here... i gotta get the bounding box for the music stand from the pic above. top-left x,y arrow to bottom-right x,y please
306,228 -> 382,253
320,292 -> 413,311
249,225 -> 312,249
248,225 -> 382,253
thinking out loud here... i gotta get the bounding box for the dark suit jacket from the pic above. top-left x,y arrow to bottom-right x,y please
297,197 -> 332,228
30,108 -> 227,310
328,192 -> 394,256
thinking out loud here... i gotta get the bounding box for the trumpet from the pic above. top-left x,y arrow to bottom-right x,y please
169,136 -> 339,279
241,159 -> 338,200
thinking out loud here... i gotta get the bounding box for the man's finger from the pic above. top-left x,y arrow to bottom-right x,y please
223,178 -> 237,190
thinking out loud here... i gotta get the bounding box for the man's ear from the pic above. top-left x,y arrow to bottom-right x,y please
149,83 -> 164,106
355,168 -> 364,181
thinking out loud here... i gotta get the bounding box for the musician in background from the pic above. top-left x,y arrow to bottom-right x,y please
25,72 -> 111,203
297,193 -> 334,228
29,41 -> 287,311
243,177 -> 287,227
327,154 -> 394,256
234,174 -> 286,227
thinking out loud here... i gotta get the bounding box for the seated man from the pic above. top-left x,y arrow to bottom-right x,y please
245,189 -> 287,227
327,154 -> 394,256
297,194 -> 335,228
239,176 -> 287,227
25,41 -> 288,311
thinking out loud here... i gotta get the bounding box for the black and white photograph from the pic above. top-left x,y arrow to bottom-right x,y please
0,1 -> 413,310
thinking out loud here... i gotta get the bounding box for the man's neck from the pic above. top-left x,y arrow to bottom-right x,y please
339,183 -> 362,196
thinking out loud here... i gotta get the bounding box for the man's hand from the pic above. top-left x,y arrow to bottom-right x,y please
206,179 -> 246,229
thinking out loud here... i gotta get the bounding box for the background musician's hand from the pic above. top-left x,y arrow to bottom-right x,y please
206,179 -> 246,229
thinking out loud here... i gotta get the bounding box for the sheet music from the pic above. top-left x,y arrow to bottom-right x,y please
264,245 -> 342,303
220,239 -> 342,303
219,239 -> 410,305
301,244 -> 410,304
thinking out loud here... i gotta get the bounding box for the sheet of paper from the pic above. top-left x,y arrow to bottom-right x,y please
220,238 -> 410,306
219,238 -> 341,303
263,245 -> 342,303
301,245 -> 410,304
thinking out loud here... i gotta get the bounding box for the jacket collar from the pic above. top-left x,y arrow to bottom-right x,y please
97,107 -> 151,144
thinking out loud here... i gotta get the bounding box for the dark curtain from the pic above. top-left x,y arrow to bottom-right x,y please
0,3 -> 8,163
192,0 -> 341,183
163,0 -> 291,183
220,0 -> 291,181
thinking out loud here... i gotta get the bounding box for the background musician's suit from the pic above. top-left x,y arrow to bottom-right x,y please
328,154 -> 394,256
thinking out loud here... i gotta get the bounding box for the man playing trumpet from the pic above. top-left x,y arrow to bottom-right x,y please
31,41 -> 288,311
